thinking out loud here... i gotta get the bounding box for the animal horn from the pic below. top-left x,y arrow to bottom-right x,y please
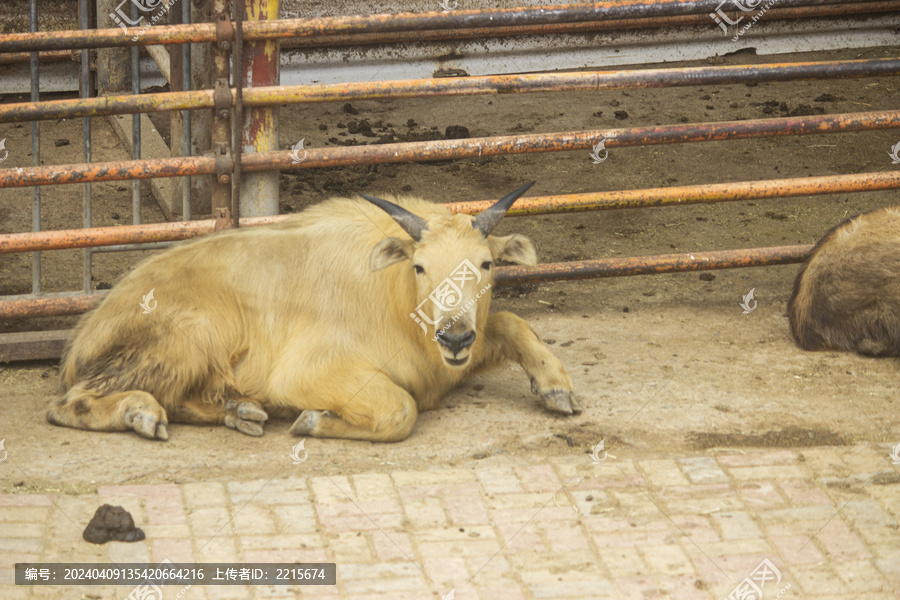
472,181 -> 536,236
359,193 -> 429,242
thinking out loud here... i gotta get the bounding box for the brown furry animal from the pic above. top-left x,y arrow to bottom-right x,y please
788,206 -> 900,357
50,183 -> 581,442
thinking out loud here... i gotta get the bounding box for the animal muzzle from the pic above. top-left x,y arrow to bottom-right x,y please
436,330 -> 476,367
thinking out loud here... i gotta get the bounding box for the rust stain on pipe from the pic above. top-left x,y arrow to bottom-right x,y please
0,3 -> 893,60
494,245 -> 814,285
0,294 -> 105,319
3,110 -> 895,189
0,23 -> 216,52
0,155 -> 216,188
3,58 -> 899,124
0,90 -> 216,124
0,50 -> 75,64
3,171 -> 898,254
0,215 -> 279,253
283,2 -> 900,48
244,109 -> 900,171
0,0 -> 884,52
241,1 -> 889,41
444,171 -> 900,216
0,220 -> 214,253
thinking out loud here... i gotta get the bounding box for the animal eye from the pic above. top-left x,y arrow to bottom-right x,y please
481,261 -> 492,270
414,265 -> 425,275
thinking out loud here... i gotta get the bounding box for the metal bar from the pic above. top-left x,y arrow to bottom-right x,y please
0,50 -> 73,64
0,1 -> 894,63
5,57 -> 900,124
80,0 -> 92,293
3,110 -> 898,188
29,0 -> 41,295
442,170 -> 900,216
0,0 -> 884,52
245,0 -> 884,40
0,244 -> 815,319
211,0 -> 233,213
4,170 -> 900,254
0,293 -> 107,319
131,0 -> 142,226
236,0 -> 280,218
494,245 -> 814,285
280,1 -> 900,49
0,89 -> 216,124
233,0 -> 244,223
92,241 -> 177,252
0,155 -> 212,187
0,220 -> 218,253
182,0 -> 192,222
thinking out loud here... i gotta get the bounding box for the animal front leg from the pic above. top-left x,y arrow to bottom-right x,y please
480,311 -> 582,415
173,396 -> 269,437
279,373 -> 418,442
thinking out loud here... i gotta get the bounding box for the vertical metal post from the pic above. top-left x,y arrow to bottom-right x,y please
81,0 -> 93,292
210,0 -> 232,213
238,0 -> 279,217
232,0 -> 242,226
29,0 -> 41,295
182,0 -> 192,221
131,0 -> 141,225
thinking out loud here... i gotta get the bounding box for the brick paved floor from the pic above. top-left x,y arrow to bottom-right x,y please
2,444 -> 899,599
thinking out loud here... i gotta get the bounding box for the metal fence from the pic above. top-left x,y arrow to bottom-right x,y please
1,0 -> 900,357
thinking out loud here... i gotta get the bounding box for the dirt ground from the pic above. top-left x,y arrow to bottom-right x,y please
1,46 -> 899,496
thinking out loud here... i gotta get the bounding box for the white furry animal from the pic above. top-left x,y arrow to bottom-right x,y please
50,183 -> 581,441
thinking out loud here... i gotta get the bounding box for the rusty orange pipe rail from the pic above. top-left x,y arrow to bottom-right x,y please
0,2 -> 892,60
3,171 -> 898,254
0,215 -> 276,253
496,245 -> 813,284
0,245 -> 814,319
0,50 -> 73,64
2,110 -> 898,189
0,294 -> 106,319
279,2 -> 900,48
443,170 -> 900,215
4,58 -> 899,125
0,0 -> 880,52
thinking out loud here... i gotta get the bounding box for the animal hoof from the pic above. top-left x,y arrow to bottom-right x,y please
124,405 -> 169,440
541,388 -> 580,416
237,402 -> 268,422
568,392 -> 583,415
289,410 -> 322,437
224,399 -> 268,437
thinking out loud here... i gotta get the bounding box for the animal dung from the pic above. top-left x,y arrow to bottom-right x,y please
82,504 -> 145,544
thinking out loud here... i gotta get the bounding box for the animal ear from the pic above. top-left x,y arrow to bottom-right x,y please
370,236 -> 415,271
489,234 -> 537,266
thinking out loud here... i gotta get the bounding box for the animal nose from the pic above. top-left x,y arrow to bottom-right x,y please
437,330 -> 476,354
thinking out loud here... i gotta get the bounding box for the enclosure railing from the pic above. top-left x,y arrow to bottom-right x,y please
1,0 -> 899,353
0,0 -> 894,60
2,110 -> 900,188
4,58 -> 900,124
0,0 -> 889,52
